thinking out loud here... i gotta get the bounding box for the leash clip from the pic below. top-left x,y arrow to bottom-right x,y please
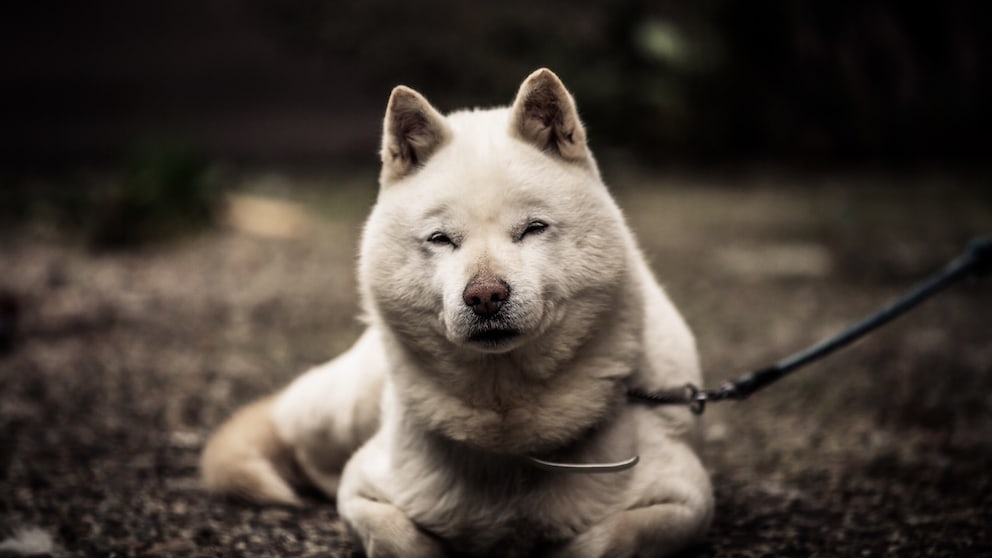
686,384 -> 707,415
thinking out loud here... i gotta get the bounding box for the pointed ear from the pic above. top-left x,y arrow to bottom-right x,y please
509,68 -> 589,161
380,86 -> 450,184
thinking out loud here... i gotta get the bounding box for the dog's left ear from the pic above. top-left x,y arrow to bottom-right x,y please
509,69 -> 589,161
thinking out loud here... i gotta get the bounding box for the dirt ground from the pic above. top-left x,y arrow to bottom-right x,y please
1,170 -> 990,557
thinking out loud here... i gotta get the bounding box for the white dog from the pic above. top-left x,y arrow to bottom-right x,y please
202,68 -> 713,557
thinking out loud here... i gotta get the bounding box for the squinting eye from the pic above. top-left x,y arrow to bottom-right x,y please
428,232 -> 454,246
522,220 -> 549,237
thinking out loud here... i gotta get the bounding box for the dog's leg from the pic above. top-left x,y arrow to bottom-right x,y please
552,500 -> 710,558
269,328 -> 387,499
202,329 -> 386,505
200,396 -> 302,506
337,432 -> 444,558
340,496 -> 444,558
552,435 -> 713,558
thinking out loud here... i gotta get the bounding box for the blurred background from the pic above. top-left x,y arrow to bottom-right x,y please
3,0 -> 989,246
2,0 -> 989,244
2,0 -> 989,169
1,2 -> 990,556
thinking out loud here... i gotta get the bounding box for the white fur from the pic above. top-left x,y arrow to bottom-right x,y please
203,69 -> 713,557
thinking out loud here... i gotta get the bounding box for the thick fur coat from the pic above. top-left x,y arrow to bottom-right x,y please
201,69 -> 713,557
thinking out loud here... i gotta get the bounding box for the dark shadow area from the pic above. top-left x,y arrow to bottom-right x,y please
1,1 -> 988,169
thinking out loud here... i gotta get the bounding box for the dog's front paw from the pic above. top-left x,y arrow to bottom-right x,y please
551,499 -> 710,558
343,497 -> 444,558
548,514 -> 633,558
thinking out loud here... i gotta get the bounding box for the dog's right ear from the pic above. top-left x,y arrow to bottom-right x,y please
380,86 -> 450,185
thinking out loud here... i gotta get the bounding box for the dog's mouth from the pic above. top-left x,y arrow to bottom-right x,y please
467,328 -> 521,349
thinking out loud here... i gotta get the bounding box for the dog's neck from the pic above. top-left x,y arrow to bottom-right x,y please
396,404 -> 634,475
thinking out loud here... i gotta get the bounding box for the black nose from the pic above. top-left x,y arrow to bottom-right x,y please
462,277 -> 510,317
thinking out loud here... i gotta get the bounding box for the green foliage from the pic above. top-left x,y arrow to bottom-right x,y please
88,138 -> 224,248
1,137 -> 227,249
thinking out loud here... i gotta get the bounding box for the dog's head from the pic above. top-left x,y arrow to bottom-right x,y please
360,69 -> 629,361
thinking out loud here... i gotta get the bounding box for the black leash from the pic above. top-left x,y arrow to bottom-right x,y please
629,236 -> 992,415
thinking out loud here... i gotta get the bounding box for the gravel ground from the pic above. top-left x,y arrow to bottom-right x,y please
1,171 -> 990,557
